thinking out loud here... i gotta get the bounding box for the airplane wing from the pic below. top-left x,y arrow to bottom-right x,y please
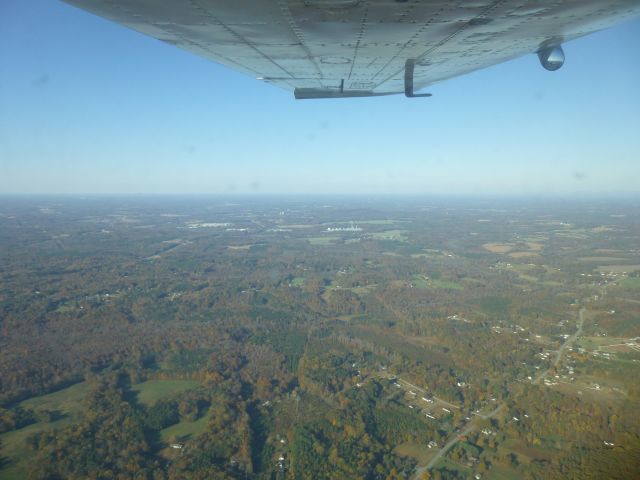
62,0 -> 640,99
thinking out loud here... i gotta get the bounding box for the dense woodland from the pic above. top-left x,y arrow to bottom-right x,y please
1,196 -> 639,479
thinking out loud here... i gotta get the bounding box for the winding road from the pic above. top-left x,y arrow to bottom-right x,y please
412,306 -> 585,479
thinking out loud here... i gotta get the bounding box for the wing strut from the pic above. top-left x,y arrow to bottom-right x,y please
404,60 -> 432,98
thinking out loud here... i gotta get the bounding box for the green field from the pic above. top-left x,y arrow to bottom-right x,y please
432,456 -> 473,477
620,277 -> 640,289
597,264 -> 640,273
19,381 -> 88,414
307,236 -> 339,245
486,465 -> 523,480
500,438 -> 555,463
394,441 -> 434,466
576,336 -> 629,351
351,284 -> 377,295
371,230 -> 408,241
412,274 -> 430,288
290,276 -> 305,287
0,382 -> 89,480
0,417 -> 75,479
0,380 -> 203,479
160,409 -> 211,442
132,380 -> 200,406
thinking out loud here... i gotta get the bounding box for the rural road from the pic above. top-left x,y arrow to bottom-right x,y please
413,306 -> 584,479
395,378 -> 460,410
534,306 -> 584,385
413,404 -> 503,479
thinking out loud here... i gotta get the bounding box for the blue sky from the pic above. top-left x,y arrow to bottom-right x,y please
1,1 -> 639,196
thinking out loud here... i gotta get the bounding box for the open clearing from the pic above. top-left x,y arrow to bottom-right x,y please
160,409 -> 211,442
500,438 -> 555,463
579,257 -> 630,263
132,380 -> 200,406
485,241 -> 544,257
577,336 -> 631,349
371,230 -> 408,241
19,381 -> 88,415
394,442 -> 434,466
307,236 -> 339,245
508,251 -> 538,258
525,242 -> 544,251
487,465 -> 525,480
483,243 -> 514,254
0,382 -> 89,480
228,244 -> 252,250
0,380 -> 202,479
597,265 -> 640,273
619,277 -> 640,289
351,284 -> 377,295
0,416 -> 75,479
432,457 -> 473,477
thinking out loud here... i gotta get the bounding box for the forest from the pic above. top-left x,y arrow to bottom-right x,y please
1,196 -> 639,479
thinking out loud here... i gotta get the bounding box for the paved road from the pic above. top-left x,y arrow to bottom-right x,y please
413,306 -> 584,479
533,307 -> 584,385
413,404 -> 503,479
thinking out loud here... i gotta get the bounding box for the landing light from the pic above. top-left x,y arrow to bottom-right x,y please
538,45 -> 565,71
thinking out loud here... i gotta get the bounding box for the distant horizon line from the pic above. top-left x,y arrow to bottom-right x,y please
1,192 -> 639,201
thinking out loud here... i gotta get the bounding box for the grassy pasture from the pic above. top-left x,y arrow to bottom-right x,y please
579,257 -> 630,263
620,277 -> 640,289
500,438 -> 555,463
131,380 -> 200,406
307,236 -> 339,245
0,382 -> 89,480
508,252 -> 538,258
19,381 -> 88,415
0,418 -> 74,479
483,243 -> 514,254
351,284 -> 377,295
394,441 -> 434,466
432,457 -> 473,477
371,230 -> 408,241
597,265 -> 640,273
160,409 -> 211,443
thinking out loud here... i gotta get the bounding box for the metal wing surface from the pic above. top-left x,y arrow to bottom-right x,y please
62,0 -> 640,99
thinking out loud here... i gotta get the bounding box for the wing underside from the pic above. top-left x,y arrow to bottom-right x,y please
62,0 -> 640,98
